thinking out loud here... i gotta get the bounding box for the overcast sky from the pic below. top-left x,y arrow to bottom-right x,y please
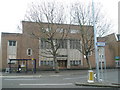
0,0 -> 119,34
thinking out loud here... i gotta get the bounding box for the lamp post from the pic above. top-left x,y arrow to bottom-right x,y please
92,0 -> 100,82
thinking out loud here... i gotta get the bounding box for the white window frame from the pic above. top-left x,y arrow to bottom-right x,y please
27,48 -> 32,56
8,40 -> 16,46
7,40 -> 17,64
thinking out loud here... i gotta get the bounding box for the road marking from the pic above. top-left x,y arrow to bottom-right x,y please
0,75 -> 42,78
20,83 -> 73,86
63,76 -> 87,80
4,79 -> 39,80
50,75 -> 63,77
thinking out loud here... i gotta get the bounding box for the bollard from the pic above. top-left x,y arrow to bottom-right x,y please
88,70 -> 94,83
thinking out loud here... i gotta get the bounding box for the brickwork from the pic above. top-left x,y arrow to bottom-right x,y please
1,21 -> 117,70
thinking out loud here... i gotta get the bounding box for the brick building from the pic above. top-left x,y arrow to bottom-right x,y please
1,21 -> 118,71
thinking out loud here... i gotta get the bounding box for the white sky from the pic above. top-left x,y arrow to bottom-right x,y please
0,0 -> 119,34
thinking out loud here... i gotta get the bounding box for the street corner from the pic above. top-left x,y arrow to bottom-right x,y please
75,82 -> 120,88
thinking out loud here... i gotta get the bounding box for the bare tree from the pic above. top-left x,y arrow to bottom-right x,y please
24,1 -> 69,73
70,2 -> 112,69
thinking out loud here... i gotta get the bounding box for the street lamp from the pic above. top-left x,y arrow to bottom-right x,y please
92,0 -> 100,82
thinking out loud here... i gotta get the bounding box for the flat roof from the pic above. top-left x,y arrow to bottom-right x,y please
2,32 -> 22,35
9,59 -> 36,61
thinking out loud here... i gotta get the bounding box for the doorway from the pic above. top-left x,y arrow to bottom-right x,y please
57,60 -> 67,69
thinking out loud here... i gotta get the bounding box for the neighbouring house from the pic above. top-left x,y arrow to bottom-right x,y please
0,43 -> 2,71
1,21 -> 118,71
115,34 -> 120,68
98,33 -> 119,68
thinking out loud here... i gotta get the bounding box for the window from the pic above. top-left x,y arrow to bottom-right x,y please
41,39 -> 67,49
27,48 -> 32,56
78,60 -> 81,65
46,61 -> 49,65
70,39 -> 81,49
70,29 -> 79,33
58,39 -> 67,49
70,60 -> 81,66
43,61 -> 46,65
56,28 -> 64,33
8,40 -> 17,63
41,39 -> 46,49
9,40 -> 16,46
41,61 -> 43,65
50,61 -> 54,66
115,61 -> 120,67
41,38 -> 51,49
40,60 -> 54,66
9,41 -> 12,46
70,61 -> 73,65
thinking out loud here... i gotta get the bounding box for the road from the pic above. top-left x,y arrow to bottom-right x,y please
1,69 -> 119,88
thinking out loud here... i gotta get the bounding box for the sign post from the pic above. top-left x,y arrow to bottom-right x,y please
97,42 -> 106,82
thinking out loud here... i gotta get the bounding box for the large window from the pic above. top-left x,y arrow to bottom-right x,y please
41,38 -> 51,49
58,39 -> 67,49
8,40 -> 17,63
41,39 -> 67,49
70,39 -> 81,49
40,60 -> 54,66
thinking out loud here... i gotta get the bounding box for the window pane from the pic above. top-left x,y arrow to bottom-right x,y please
46,61 -> 48,65
9,41 -> 16,46
9,41 -> 12,46
13,41 -> 16,46
50,61 -> 53,66
70,61 -> 72,65
76,61 -> 78,65
28,49 -> 31,55
44,61 -> 46,65
27,48 -> 32,56
73,61 -> 75,65
41,61 -> 43,65
79,60 -> 81,65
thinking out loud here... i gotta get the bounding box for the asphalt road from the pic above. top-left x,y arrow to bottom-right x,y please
1,69 -> 119,88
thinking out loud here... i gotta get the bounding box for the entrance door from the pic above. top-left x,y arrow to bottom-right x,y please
58,60 -> 67,69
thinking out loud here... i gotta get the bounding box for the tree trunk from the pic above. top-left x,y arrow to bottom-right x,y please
86,55 -> 92,70
54,56 -> 59,73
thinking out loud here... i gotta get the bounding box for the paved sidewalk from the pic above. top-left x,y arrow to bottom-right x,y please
1,69 -> 88,77
75,82 -> 120,88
